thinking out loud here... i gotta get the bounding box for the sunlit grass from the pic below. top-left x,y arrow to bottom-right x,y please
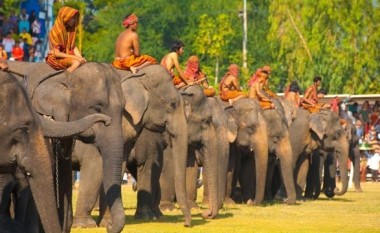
72,182 -> 380,233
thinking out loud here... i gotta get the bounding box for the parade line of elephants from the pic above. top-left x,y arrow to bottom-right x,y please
0,62 -> 360,233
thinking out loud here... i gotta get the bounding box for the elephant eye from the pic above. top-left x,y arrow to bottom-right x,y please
93,104 -> 104,113
201,117 -> 212,129
246,125 -> 255,134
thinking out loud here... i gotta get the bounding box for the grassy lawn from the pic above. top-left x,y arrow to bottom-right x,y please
72,182 -> 380,233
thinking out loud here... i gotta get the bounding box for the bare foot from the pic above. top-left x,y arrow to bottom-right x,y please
228,99 -> 233,105
130,66 -> 137,74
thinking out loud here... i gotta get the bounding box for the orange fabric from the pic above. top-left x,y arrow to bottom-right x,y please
12,47 -> 24,61
220,90 -> 247,101
302,103 -> 323,113
258,100 -> 274,109
0,50 -> 7,59
46,6 -> 79,70
112,55 -> 157,70
172,75 -> 182,85
247,68 -> 262,87
122,14 -> 138,27
219,64 -> 239,92
204,87 -> 216,97
184,55 -> 205,81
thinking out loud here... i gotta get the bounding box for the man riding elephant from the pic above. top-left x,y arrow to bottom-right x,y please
219,64 -> 247,105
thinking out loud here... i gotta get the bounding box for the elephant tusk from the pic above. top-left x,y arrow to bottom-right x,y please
250,148 -> 254,152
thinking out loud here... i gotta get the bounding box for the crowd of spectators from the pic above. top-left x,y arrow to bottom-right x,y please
0,8 -> 44,63
343,100 -> 380,182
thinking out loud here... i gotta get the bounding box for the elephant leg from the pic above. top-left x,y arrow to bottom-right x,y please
323,152 -> 336,198
240,155 -> 254,204
295,154 -> 309,200
135,129 -> 164,220
265,154 -> 276,201
305,149 -> 321,199
159,146 -> 176,212
0,174 -> 16,221
224,144 -> 237,205
186,147 -> 199,210
73,142 -> 102,228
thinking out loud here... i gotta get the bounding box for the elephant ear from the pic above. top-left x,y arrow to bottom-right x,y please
122,80 -> 148,125
180,91 -> 194,120
309,113 -> 327,140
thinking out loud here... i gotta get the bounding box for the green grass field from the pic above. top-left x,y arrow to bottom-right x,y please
71,182 -> 380,233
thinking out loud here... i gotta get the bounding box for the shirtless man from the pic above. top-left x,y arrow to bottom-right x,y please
160,41 -> 190,88
112,13 -> 156,73
284,81 -> 301,108
248,69 -> 275,109
219,64 -> 247,105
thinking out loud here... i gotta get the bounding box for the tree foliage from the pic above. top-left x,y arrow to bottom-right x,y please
54,0 -> 380,94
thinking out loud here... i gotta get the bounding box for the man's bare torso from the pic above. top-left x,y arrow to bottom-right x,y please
115,30 -> 136,58
160,52 -> 177,71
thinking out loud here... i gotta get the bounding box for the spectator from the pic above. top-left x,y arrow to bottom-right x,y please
0,44 -> 7,59
330,96 -> 340,114
19,27 -> 33,45
18,12 -> 30,34
21,38 -> 30,61
31,18 -> 41,38
355,119 -> 365,142
11,41 -> 24,61
8,10 -> 18,32
365,125 -> 379,146
19,8 -> 29,21
2,32 -> 15,58
28,10 -> 37,33
33,40 -> 42,62
368,144 -> 380,182
1,17 -> 11,36
359,101 -> 371,124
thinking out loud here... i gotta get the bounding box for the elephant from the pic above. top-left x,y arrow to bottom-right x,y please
159,85 -> 222,219
0,71 -> 110,233
7,61 -> 126,233
304,118 -> 361,199
221,98 -> 269,205
71,64 -> 191,227
224,98 -> 296,205
286,107 -> 349,199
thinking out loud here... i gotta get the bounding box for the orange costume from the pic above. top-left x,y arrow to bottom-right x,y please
301,85 -> 321,113
12,46 -> 24,61
249,67 -> 275,109
184,56 -> 215,97
112,14 -> 156,71
45,7 -> 79,70
219,64 -> 247,101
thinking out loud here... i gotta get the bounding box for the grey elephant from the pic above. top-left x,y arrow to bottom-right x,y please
159,88 -> 226,219
7,61 -> 126,233
0,71 -> 110,233
287,107 -> 349,199
224,98 -> 296,205
221,98 -> 269,205
71,64 -> 191,227
304,118 -> 360,199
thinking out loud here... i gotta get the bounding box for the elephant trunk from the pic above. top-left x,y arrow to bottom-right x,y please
96,128 -> 125,233
253,123 -> 269,204
40,113 -> 111,138
334,136 -> 349,196
216,129 -> 229,209
167,96 -> 191,226
22,129 -> 61,233
201,124 -> 219,219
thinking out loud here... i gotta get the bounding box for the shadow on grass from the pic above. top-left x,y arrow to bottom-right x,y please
121,212 -> 234,226
316,197 -> 354,202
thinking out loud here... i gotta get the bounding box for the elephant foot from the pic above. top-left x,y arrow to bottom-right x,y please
201,209 -> 216,219
188,201 -> 199,210
97,215 -> 112,228
159,201 -> 176,212
283,198 -> 296,205
153,208 -> 164,219
135,207 -> 155,220
72,216 -> 97,228
202,197 -> 209,206
223,197 -> 236,206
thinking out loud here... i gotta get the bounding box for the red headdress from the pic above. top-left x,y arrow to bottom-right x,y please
122,14 -> 138,28
247,68 -> 263,87
184,55 -> 200,81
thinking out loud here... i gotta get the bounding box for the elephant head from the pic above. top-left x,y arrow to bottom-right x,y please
8,61 -> 126,233
0,72 -> 61,233
224,98 -> 269,204
308,110 -> 349,197
114,64 -> 191,226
